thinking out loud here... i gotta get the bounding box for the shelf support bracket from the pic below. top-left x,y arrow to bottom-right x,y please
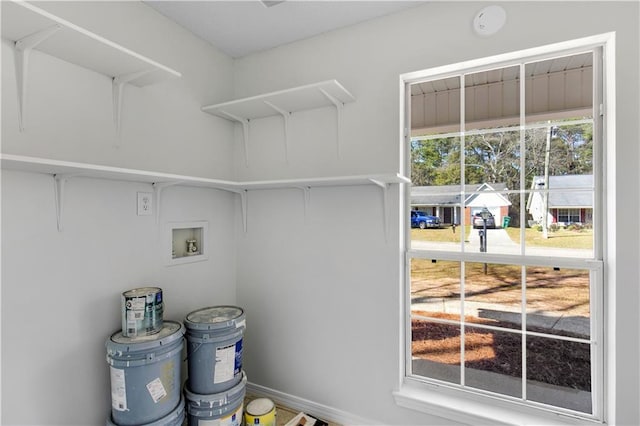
369,179 -> 390,242
14,24 -> 62,132
319,88 -> 344,160
53,173 -> 77,232
263,100 -> 291,163
219,110 -> 250,167
296,186 -> 311,218
237,190 -> 248,233
152,181 -> 181,224
113,69 -> 154,138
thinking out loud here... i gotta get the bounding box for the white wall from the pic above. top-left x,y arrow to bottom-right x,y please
1,2 -> 238,425
234,2 -> 639,424
1,1 -> 235,179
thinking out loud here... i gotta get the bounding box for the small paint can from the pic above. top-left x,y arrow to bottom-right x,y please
244,398 -> 276,426
121,287 -> 163,337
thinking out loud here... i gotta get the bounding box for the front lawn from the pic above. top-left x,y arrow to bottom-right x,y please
504,226 -> 593,249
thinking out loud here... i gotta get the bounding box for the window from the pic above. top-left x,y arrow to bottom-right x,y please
557,208 -> 582,224
398,35 -> 613,424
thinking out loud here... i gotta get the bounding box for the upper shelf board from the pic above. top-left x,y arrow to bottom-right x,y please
1,1 -> 181,86
201,80 -> 355,121
0,154 -> 409,191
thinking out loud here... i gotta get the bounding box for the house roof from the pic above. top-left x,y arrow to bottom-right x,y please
411,182 -> 509,206
531,175 -> 593,208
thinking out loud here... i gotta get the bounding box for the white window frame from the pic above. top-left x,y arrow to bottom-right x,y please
394,33 -> 616,425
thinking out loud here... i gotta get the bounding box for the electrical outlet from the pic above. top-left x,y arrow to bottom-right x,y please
137,192 -> 153,216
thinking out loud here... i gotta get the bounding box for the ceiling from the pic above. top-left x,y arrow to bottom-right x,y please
144,1 -> 425,58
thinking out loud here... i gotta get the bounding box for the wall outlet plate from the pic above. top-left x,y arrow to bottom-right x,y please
137,192 -> 153,216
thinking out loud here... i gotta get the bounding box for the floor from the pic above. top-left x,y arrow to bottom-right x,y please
244,394 -> 341,426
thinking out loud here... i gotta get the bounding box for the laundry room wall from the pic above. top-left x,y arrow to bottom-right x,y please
233,2 -> 639,424
1,2 -> 238,425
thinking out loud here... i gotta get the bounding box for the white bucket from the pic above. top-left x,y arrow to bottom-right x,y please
106,321 -> 184,426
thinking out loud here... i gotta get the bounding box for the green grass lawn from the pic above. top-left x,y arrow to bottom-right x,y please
411,225 -> 593,250
504,226 -> 593,249
411,225 -> 471,243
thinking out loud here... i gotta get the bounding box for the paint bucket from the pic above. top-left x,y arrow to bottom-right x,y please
183,306 -> 245,394
106,321 -> 184,426
121,287 -> 164,337
183,371 -> 246,426
244,398 -> 276,426
106,395 -> 185,426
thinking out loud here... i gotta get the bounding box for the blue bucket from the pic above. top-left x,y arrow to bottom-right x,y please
106,395 -> 185,426
184,371 -> 246,425
106,321 -> 185,426
183,306 -> 245,394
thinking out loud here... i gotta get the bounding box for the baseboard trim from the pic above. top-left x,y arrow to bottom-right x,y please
245,381 -> 376,425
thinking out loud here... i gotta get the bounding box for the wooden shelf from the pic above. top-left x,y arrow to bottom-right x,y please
1,0 -> 181,131
202,80 -> 356,165
1,154 -> 409,236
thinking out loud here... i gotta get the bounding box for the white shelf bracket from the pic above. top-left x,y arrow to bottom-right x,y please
319,88 -> 344,159
112,69 -> 154,138
53,173 -> 76,232
297,186 -> 311,218
219,110 -> 250,167
369,179 -> 390,242
263,100 -> 291,163
14,24 -> 62,132
152,181 -> 181,224
239,190 -> 248,233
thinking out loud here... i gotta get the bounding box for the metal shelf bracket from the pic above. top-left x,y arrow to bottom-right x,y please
15,24 -> 62,132
369,178 -> 390,242
319,88 -> 345,159
152,181 -> 182,224
112,69 -> 154,138
263,100 -> 291,163
218,110 -> 250,167
53,173 -> 78,232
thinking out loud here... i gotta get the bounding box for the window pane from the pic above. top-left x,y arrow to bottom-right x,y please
411,259 -> 461,318
526,266 -> 591,338
465,263 -> 522,330
465,325 -> 522,397
526,336 -> 592,414
412,319 -> 461,385
411,76 -> 461,134
465,66 -> 520,132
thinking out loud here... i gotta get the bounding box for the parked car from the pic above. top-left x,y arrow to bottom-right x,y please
411,211 -> 441,229
473,210 -> 496,229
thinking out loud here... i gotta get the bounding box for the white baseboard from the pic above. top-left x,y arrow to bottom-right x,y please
245,381 -> 376,426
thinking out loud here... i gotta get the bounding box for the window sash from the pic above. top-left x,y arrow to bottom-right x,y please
402,43 -> 604,422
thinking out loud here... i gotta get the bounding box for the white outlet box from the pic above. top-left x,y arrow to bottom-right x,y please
137,192 -> 153,216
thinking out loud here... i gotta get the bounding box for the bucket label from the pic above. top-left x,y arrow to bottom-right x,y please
109,367 -> 127,411
198,403 -> 243,426
213,339 -> 242,384
146,377 -> 167,403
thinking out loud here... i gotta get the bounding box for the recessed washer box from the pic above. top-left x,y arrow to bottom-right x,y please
166,221 -> 208,266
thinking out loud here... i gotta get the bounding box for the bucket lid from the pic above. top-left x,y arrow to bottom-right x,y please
107,321 -> 184,352
184,306 -> 245,331
184,371 -> 247,408
123,286 -> 162,298
246,397 -> 275,416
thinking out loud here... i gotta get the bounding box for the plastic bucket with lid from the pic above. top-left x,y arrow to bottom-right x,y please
121,287 -> 164,337
244,398 -> 276,426
106,395 -> 185,426
106,321 -> 184,426
183,306 -> 245,394
184,371 -> 246,426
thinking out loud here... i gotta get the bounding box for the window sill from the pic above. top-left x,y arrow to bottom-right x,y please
392,379 -> 603,426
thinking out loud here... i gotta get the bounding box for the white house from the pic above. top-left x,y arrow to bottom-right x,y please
1,2 -> 638,426
527,174 -> 593,226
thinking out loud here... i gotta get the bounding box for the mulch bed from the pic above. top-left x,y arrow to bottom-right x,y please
412,312 -> 591,391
